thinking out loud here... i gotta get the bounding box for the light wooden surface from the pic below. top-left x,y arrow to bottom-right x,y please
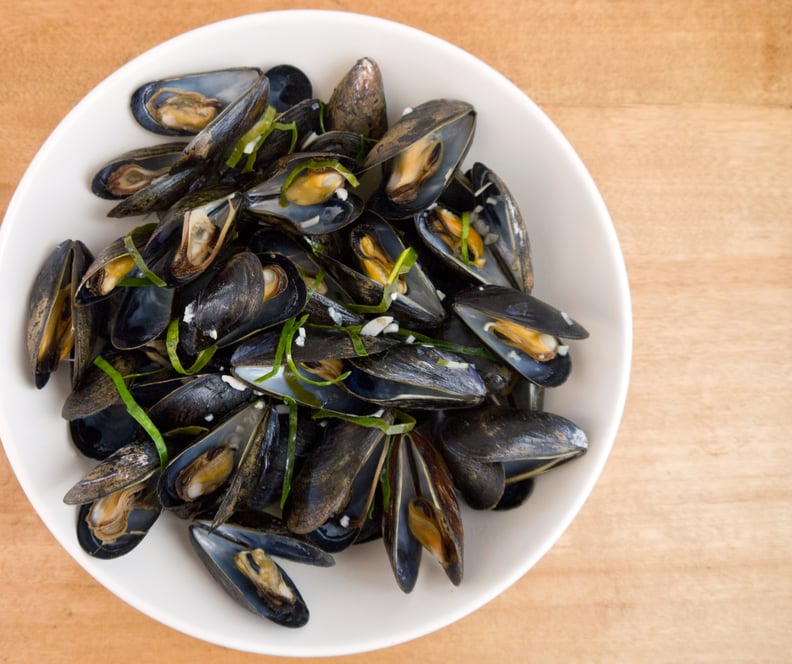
1,1 -> 790,661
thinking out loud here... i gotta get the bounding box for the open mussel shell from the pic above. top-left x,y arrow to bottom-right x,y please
91,142 -> 187,199
188,522 -> 312,627
362,99 -> 475,219
75,228 -> 152,306
325,57 -> 388,141
157,399 -> 275,525
140,187 -> 242,287
131,67 -> 264,136
243,152 -> 364,235
414,204 -> 513,289
282,412 -> 392,536
384,430 -> 463,592
27,239 -> 98,389
320,213 -> 445,329
343,344 -> 487,410
178,251 -> 307,355
438,405 -> 588,509
469,162 -> 534,293
230,325 -> 390,415
453,285 -> 588,388
76,474 -> 161,559
245,229 -> 361,327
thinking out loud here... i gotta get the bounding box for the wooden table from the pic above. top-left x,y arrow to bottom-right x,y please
1,1 -> 789,661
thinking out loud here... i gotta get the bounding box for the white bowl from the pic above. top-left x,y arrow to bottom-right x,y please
0,10 -> 631,657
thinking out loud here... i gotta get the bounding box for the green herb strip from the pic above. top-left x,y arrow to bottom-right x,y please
284,314 -> 351,386
396,327 -> 496,360
304,322 -> 369,357
123,224 -> 166,287
93,356 -> 168,469
254,315 -> 350,387
226,104 -> 278,169
347,247 -> 418,315
165,318 -> 218,375
311,409 -> 416,435
279,396 -> 299,509
279,159 -> 360,208
460,210 -> 472,266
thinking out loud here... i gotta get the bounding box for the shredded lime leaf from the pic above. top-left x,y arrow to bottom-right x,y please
226,104 -> 278,169
279,396 -> 299,509
93,356 -> 168,469
396,327 -> 496,360
284,315 -> 351,386
253,315 -> 350,387
317,101 -> 327,134
165,318 -> 218,375
311,409 -> 416,435
347,247 -> 418,315
123,224 -> 166,287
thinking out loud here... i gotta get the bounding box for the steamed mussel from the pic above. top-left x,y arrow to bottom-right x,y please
26,56 -> 592,628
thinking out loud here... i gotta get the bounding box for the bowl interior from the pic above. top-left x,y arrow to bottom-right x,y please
0,10 -> 631,657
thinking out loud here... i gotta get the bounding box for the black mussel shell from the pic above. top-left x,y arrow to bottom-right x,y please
343,345 -> 487,410
91,142 -> 187,199
326,57 -> 388,140
470,162 -> 534,293
76,475 -> 161,559
188,523 -> 310,627
131,67 -> 264,136
362,99 -> 475,219
243,152 -> 364,235
264,64 -> 313,113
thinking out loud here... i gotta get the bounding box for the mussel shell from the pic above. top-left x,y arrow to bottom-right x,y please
188,523 -> 310,627
91,142 -> 187,199
414,205 -> 513,288
343,344 -> 487,410
325,57 -> 388,140
27,239 -> 95,388
321,213 -> 445,329
170,73 -> 270,173
76,476 -> 161,559
146,373 -> 253,434
110,282 -> 175,350
64,440 -> 160,505
131,67 -> 264,136
282,413 -> 392,535
178,252 -> 307,355
383,432 -> 421,592
441,406 -> 588,464
470,162 -> 534,293
264,64 -> 313,113
194,518 -> 334,567
362,99 -> 475,219
75,230 -> 151,306
106,164 -> 205,218
453,285 -> 586,387
384,430 -> 463,591
243,152 -> 364,235
304,130 -> 368,163
157,399 -> 274,523
69,403 -> 142,461
454,285 -> 588,339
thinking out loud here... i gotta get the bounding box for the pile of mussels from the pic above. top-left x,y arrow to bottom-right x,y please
27,58 -> 589,627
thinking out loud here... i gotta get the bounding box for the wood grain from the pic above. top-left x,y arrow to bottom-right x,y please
1,1 -> 791,662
